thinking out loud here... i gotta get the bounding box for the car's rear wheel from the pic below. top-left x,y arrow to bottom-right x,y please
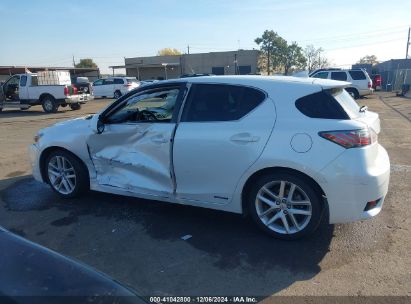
45,150 -> 89,198
70,103 -> 81,110
114,90 -> 122,99
248,172 -> 323,240
346,88 -> 359,100
41,96 -> 58,113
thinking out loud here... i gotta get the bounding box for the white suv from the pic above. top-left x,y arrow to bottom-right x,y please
310,69 -> 373,99
29,76 -> 390,239
92,77 -> 140,99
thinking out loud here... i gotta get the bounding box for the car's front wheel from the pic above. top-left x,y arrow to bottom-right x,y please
45,150 -> 89,198
248,172 -> 323,240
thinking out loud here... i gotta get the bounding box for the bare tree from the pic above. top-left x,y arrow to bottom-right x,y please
357,55 -> 379,65
304,45 -> 330,72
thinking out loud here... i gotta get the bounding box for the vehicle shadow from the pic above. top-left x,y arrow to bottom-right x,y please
0,108 -> 80,118
1,177 -> 334,297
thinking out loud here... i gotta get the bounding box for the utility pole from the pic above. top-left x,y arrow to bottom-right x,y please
72,55 -> 76,75
187,45 -> 190,54
234,53 -> 238,75
267,48 -> 270,75
403,27 -> 410,86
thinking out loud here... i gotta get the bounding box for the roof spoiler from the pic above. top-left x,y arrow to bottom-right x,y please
312,78 -> 351,90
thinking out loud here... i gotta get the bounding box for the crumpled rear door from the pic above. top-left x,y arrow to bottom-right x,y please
87,122 -> 174,198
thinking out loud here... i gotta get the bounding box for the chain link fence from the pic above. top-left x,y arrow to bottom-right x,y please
381,69 -> 411,92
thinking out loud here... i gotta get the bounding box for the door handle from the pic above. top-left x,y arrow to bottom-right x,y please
151,136 -> 168,144
230,133 -> 260,143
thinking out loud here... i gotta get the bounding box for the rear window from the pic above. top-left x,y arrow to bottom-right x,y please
349,70 -> 366,80
295,91 -> 350,119
331,71 -> 348,81
332,88 -> 360,118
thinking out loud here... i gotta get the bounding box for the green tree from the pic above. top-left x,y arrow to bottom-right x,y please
75,58 -> 98,69
157,48 -> 182,56
357,55 -> 379,65
283,42 -> 307,75
255,30 -> 287,75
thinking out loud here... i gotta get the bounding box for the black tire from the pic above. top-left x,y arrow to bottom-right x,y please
41,95 -> 59,113
70,103 -> 81,111
113,90 -> 122,99
346,88 -> 359,100
45,150 -> 89,198
247,172 -> 323,240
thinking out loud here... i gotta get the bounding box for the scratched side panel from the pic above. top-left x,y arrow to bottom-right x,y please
87,123 -> 175,198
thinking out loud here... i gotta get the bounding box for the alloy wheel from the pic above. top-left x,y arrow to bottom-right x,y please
255,180 -> 312,234
47,155 -> 77,195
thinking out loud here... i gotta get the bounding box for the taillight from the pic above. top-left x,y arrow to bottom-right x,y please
319,128 -> 377,148
123,83 -> 132,87
64,86 -> 69,96
72,84 -> 78,95
368,82 -> 372,88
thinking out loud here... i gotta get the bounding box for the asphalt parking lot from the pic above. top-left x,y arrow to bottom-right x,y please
0,93 -> 410,298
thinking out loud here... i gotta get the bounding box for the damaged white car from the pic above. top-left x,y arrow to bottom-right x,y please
29,76 -> 390,239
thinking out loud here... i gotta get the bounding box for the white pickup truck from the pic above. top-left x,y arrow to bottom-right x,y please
0,71 -> 92,113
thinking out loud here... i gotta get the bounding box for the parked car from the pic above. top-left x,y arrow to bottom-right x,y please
309,68 -> 373,99
29,76 -> 390,240
0,72 -> 91,113
71,76 -> 93,94
0,226 -> 143,302
372,74 -> 382,91
92,77 -> 140,99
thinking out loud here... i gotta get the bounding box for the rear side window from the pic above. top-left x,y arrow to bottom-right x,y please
114,78 -> 124,84
331,72 -> 347,81
182,84 -> 266,122
295,91 -> 350,119
349,70 -> 366,80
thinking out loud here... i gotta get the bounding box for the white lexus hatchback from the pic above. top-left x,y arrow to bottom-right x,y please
29,76 -> 390,239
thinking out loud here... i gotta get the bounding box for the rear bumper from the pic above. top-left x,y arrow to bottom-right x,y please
359,88 -> 374,96
64,94 -> 93,104
319,144 -> 390,224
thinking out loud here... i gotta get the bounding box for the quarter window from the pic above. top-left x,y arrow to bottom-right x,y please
181,84 -> 266,122
331,72 -> 348,81
114,78 -> 124,84
349,70 -> 366,80
295,91 -> 350,119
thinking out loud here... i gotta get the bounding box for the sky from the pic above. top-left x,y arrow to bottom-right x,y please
0,0 -> 410,74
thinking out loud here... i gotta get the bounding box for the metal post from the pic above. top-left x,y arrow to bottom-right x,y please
403,27 -> 410,86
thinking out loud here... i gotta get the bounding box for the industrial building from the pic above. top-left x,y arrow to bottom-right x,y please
111,50 -> 260,80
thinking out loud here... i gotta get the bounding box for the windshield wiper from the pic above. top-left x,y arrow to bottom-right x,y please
359,105 -> 368,113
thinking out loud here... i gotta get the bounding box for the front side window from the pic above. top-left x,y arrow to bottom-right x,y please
181,84 -> 266,122
103,79 -> 114,85
106,87 -> 181,124
20,76 -> 27,87
331,72 -> 348,81
93,79 -> 103,86
312,72 -> 328,79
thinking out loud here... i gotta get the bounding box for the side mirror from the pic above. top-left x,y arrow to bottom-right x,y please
90,114 -> 105,134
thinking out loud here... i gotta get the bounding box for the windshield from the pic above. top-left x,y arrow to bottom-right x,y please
332,88 -> 360,118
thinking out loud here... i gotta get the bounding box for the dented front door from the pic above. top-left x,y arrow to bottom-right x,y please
87,122 -> 175,198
